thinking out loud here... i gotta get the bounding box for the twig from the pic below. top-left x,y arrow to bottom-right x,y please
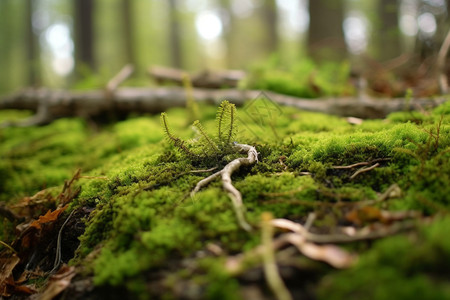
271,218 -> 419,244
188,167 -> 218,174
261,212 -> 293,300
0,240 -> 17,254
350,163 -> 380,180
191,143 -> 258,231
332,161 -> 370,169
105,64 -> 134,97
51,209 -> 76,273
304,213 -> 316,231
332,158 -> 390,169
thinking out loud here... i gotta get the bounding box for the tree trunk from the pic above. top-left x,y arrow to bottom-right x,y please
73,0 -> 95,70
374,0 -> 400,61
218,0 -> 235,68
25,0 -> 40,86
308,0 -> 346,61
261,0 -> 279,55
122,0 -> 135,66
168,0 -> 182,68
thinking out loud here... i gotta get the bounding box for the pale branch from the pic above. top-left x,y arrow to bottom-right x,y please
191,143 -> 258,232
225,217 -> 355,276
105,64 -> 134,98
0,87 -> 447,127
270,217 -> 421,244
261,212 -> 293,300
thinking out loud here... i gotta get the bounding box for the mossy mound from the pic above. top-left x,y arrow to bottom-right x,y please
1,101 -> 449,299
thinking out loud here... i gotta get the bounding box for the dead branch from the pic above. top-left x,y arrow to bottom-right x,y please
0,87 -> 447,127
149,66 -> 245,88
105,64 -> 134,98
350,163 -> 380,180
270,218 -> 421,244
225,216 -> 355,276
191,143 -> 258,231
261,213 -> 292,300
331,158 -> 391,170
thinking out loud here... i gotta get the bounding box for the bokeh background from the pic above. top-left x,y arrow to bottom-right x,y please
0,0 -> 448,95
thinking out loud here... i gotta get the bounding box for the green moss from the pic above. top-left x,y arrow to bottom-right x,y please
1,100 -> 450,298
241,57 -> 354,98
318,217 -> 450,300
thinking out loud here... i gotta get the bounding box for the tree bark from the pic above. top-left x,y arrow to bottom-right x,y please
26,0 -> 40,86
168,0 -> 182,68
374,0 -> 400,61
73,0 -> 95,70
1,87 -> 445,127
121,0 -> 135,65
308,0 -> 346,61
261,0 -> 279,55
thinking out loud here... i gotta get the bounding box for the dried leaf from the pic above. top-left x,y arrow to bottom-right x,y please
39,265 -> 76,300
0,254 -> 20,292
346,206 -> 383,226
29,206 -> 68,231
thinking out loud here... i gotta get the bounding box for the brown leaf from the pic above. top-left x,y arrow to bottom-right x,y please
346,206 -> 384,226
39,265 -> 76,300
29,205 -> 68,231
0,254 -> 20,295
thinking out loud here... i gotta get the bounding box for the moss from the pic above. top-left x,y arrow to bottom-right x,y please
1,100 -> 450,298
318,217 -> 450,300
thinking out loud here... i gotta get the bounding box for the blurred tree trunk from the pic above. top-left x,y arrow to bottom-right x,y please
74,0 -> 95,71
374,0 -> 400,61
25,0 -> 40,86
122,0 -> 135,66
219,0 -> 236,68
308,0 -> 346,61
261,0 -> 279,55
168,0 -> 182,68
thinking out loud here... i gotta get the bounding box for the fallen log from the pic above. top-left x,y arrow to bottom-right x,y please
0,87 -> 447,127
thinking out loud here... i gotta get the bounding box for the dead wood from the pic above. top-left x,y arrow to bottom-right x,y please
0,87 -> 447,127
149,66 -> 245,88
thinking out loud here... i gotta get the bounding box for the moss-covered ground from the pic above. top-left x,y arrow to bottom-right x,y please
1,99 -> 450,299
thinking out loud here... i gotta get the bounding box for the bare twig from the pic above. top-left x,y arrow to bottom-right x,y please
0,240 -> 17,254
332,161 -> 370,169
106,64 -> 134,97
261,212 -> 293,300
350,163 -> 380,180
271,218 -> 419,244
332,158 -> 390,170
191,143 -> 258,231
51,209 -> 76,273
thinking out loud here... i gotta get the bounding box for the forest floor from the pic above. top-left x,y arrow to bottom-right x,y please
0,95 -> 450,300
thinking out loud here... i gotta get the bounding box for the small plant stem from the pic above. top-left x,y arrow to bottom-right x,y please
261,212 -> 293,300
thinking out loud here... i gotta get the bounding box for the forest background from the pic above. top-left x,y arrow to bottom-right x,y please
0,0 -> 448,96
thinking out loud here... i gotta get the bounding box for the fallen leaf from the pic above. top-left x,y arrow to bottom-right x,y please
29,205 -> 68,231
0,253 -> 20,296
39,265 -> 76,300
